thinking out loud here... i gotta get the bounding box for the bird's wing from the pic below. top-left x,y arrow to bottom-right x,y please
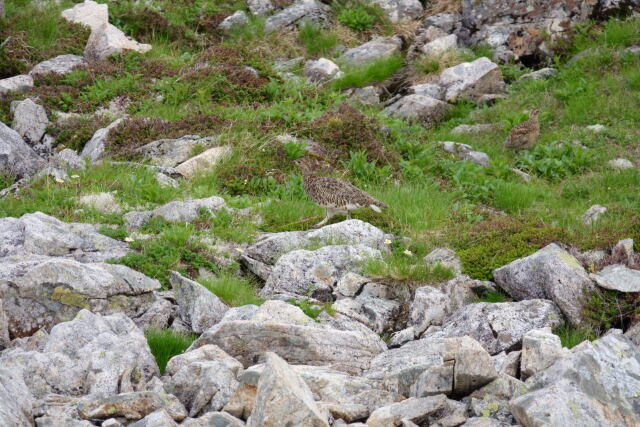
319,177 -> 387,208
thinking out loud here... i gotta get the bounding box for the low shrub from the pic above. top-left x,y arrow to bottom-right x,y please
338,7 -> 375,32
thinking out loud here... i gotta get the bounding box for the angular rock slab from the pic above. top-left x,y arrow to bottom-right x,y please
591,264 -> 640,292
366,336 -> 497,397
264,0 -> 331,33
135,135 -> 215,168
383,94 -> 451,125
0,367 -> 34,426
78,391 -> 187,421
29,54 -> 87,77
510,333 -> 640,426
0,257 -> 159,338
124,196 -> 227,229
170,271 -> 228,334
80,118 -> 123,162
11,98 -> 49,144
0,120 -> 44,178
340,36 -> 403,66
370,0 -> 423,23
174,146 -> 232,179
0,310 -> 159,399
261,244 -> 381,300
493,243 -> 595,326
246,352 -> 329,427
0,211 -> 129,261
243,219 -> 392,268
439,57 -> 505,103
367,394 -> 467,427
519,327 -> 568,380
191,320 -> 386,375
0,75 -> 33,95
424,299 -> 564,355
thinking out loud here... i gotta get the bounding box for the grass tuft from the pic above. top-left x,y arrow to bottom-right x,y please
145,329 -> 196,375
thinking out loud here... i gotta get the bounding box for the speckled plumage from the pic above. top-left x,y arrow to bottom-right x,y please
296,158 -> 388,227
504,109 -> 541,151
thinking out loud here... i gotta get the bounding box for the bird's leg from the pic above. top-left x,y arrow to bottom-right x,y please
313,209 -> 333,228
346,210 -> 352,220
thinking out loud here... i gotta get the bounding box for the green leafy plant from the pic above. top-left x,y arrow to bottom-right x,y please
145,329 -> 196,374
343,151 -> 391,184
516,142 -> 592,181
283,140 -> 307,160
338,7 -> 375,32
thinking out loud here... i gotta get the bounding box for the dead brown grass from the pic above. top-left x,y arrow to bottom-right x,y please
425,0 -> 463,15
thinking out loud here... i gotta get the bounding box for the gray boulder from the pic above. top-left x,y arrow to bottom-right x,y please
383,94 -> 451,125
519,67 -> 557,81
424,300 -> 564,355
493,243 -> 595,326
0,75 -> 33,95
29,54 -> 87,77
78,392 -> 187,422
451,123 -> 497,135
0,121 -> 44,178
84,22 -> 152,61
332,295 -> 400,333
181,411 -> 244,427
519,327 -> 569,380
246,353 -> 329,427
366,394 -> 467,427
591,264 -> 640,292
340,36 -> 402,66
218,10 -> 249,33
164,358 -> 239,417
80,118 -> 123,162
53,148 -> 86,170
0,310 -> 159,399
124,196 -> 227,229
248,0 -> 275,16
304,58 -> 342,84
409,83 -> 445,100
135,135 -> 215,168
78,192 -> 122,214
165,344 -> 243,378
129,409 -> 178,427
366,336 -> 497,397
608,158 -> 635,170
11,98 -> 49,144
242,219 -> 392,277
582,204 -> 607,224
466,374 -> 526,424
190,308 -> 386,375
510,333 -> 640,426
0,256 -> 160,338
264,0 -> 331,33
421,34 -> 458,56
370,0 -> 423,22
439,57 -> 505,103
0,212 -> 129,261
0,367 -> 34,426
260,244 -> 381,300
170,272 -> 228,334
423,247 -> 462,274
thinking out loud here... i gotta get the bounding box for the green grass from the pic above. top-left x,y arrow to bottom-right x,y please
199,273 -> 263,307
145,329 -> 196,374
288,298 -> 335,319
553,324 -> 597,349
337,6 -> 375,32
115,221 -> 218,286
473,289 -> 510,303
332,55 -> 403,90
298,22 -> 337,56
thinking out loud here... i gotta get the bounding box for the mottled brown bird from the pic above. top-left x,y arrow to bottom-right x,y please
504,109 -> 541,151
295,157 -> 388,228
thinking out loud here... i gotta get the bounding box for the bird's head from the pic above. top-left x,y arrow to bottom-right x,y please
530,108 -> 541,118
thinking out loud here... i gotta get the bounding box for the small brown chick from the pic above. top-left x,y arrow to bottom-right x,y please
504,109 -> 541,151
295,157 -> 388,228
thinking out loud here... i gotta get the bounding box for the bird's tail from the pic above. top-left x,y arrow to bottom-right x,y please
370,200 -> 388,213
